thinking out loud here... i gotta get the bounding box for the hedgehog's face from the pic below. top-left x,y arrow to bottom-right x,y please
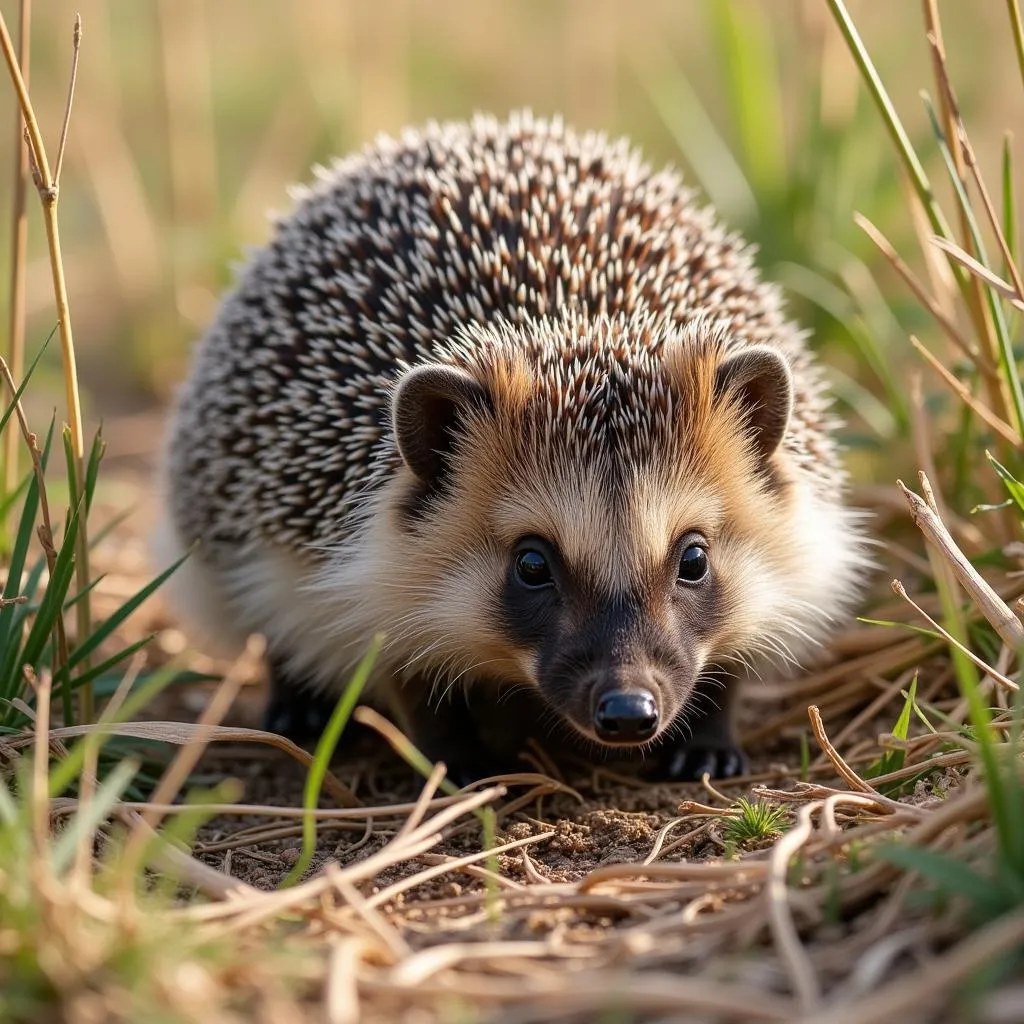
387,320 -> 852,750
494,528 -> 720,747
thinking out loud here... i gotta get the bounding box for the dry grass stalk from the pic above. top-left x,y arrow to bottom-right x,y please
28,720 -> 362,807
898,474 -> 1024,650
0,10 -> 93,719
3,0 -> 30,503
907,334 -> 1021,445
855,213 -> 980,363
892,578 -> 1019,692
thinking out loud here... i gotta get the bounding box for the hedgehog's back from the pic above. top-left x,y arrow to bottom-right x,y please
163,112 -> 832,560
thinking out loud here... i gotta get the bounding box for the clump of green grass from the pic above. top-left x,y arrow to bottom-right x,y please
721,797 -> 789,852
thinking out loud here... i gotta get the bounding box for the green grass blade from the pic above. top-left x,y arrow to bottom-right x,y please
280,634 -> 383,888
66,549 -> 190,671
147,779 -> 244,901
986,450 -> 1024,515
90,506 -> 136,549
59,635 -> 155,699
1003,134 -> 1018,271
49,757 -> 140,875
62,573 -> 107,611
878,844 -> 1004,919
1008,0 -> 1024,95
90,668 -> 215,701
708,0 -> 785,198
62,425 -> 78,518
0,419 -> 56,701
0,325 -> 56,439
826,0 -> 954,244
637,51 -> 757,226
47,663 -> 190,800
17,509 -> 80,674
83,427 -> 106,517
857,617 -> 942,640
0,473 -> 29,522
869,676 -> 918,789
0,473 -> 41,695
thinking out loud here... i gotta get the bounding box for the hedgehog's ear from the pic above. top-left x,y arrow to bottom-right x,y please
713,346 -> 794,460
392,364 -> 491,484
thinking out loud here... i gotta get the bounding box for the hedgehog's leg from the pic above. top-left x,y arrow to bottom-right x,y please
389,680 -> 524,788
262,651 -> 347,744
653,671 -> 749,782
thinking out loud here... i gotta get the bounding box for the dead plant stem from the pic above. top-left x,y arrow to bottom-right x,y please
3,0 -> 29,509
0,11 -> 92,720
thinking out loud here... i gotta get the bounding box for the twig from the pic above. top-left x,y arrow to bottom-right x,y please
30,663 -> 51,856
361,831 -> 553,911
807,705 -> 880,796
578,859 -> 769,892
891,579 -> 1019,692
186,787 -> 506,928
898,475 -> 1024,650
40,722 -> 362,808
325,936 -> 369,1024
922,3 -> 1023,440
331,871 -> 411,962
71,653 -> 145,888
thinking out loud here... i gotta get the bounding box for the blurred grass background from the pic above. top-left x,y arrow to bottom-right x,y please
0,0 -> 1017,485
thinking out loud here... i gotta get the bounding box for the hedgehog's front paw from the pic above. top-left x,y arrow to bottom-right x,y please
655,740 -> 749,782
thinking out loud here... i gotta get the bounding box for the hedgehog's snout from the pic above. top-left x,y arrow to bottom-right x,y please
593,688 -> 659,743
582,663 -> 667,746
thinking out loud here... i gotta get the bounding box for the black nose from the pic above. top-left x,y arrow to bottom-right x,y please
593,689 -> 659,743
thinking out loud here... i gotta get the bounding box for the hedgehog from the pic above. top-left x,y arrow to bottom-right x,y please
155,111 -> 868,783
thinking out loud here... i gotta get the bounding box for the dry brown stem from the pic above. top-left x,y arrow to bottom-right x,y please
3,0 -> 30,502
0,9 -> 92,718
898,475 -> 1024,651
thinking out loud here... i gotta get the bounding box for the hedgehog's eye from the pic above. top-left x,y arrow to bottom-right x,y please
514,549 -> 553,589
677,545 -> 709,584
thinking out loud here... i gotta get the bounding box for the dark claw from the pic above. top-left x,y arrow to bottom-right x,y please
659,742 -> 749,782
